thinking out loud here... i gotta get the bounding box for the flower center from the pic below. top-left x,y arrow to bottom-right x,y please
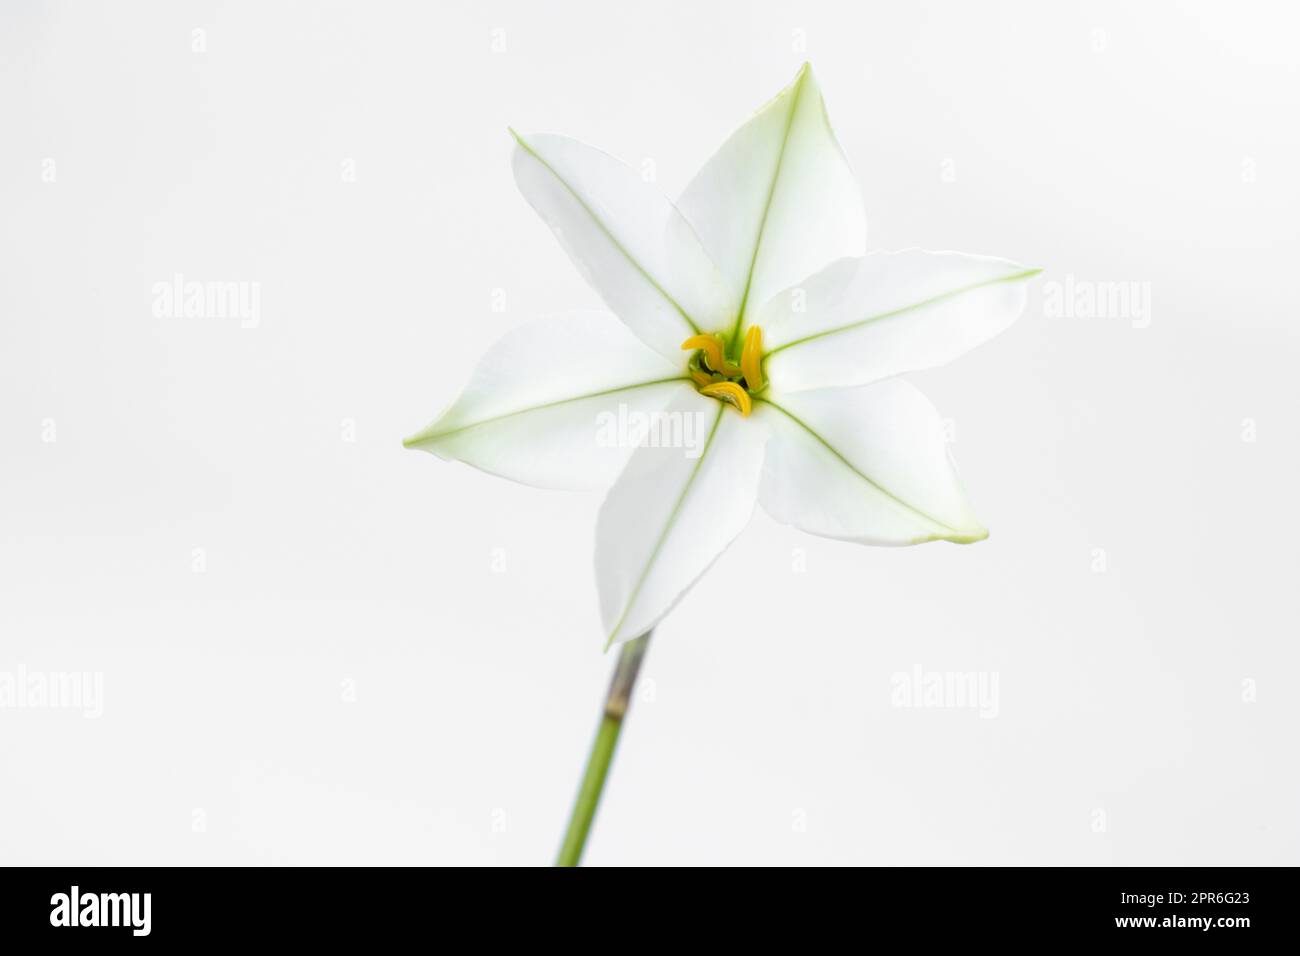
680,326 -> 764,417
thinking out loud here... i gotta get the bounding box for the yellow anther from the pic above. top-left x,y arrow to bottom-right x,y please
680,333 -> 741,377
700,381 -> 752,417
741,325 -> 763,391
690,368 -> 716,387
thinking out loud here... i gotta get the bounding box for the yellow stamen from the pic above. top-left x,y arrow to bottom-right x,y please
741,325 -> 763,391
689,368 -> 716,387
680,333 -> 741,377
700,381 -> 752,417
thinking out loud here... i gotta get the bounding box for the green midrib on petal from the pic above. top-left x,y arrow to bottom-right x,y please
403,377 -> 689,446
755,396 -> 986,543
765,268 -> 1043,357
605,402 -> 726,648
727,65 -> 808,347
511,129 -> 703,338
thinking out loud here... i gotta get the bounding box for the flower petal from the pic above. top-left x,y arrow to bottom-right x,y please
760,251 -> 1040,392
596,391 -> 768,646
754,381 -> 986,545
511,131 -> 736,361
404,312 -> 690,491
677,63 -> 866,342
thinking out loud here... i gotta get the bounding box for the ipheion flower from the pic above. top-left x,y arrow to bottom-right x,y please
405,64 -> 1039,648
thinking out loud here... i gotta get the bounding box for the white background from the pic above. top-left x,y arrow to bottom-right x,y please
2,0 -> 1297,865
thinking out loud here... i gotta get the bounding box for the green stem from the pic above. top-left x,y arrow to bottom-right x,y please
555,630 -> 652,866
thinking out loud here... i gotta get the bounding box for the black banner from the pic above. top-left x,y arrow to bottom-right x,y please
0,866 -> 1291,943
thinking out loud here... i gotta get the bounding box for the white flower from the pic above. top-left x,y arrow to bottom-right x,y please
406,65 -> 1039,647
